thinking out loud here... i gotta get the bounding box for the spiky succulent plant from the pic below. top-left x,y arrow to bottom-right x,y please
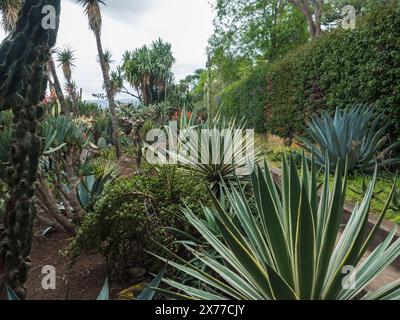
155,155 -> 400,300
300,106 -> 400,173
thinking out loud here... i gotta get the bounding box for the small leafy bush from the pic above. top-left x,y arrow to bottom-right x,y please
68,165 -> 211,278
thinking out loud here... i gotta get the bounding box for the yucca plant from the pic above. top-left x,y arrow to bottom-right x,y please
154,155 -> 400,300
0,0 -> 22,33
148,112 -> 261,196
56,46 -> 76,82
299,106 -> 400,173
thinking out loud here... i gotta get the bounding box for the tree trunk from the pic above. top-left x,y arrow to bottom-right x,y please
94,31 -> 122,159
66,77 -> 79,114
35,180 -> 76,235
289,0 -> 324,40
305,10 -> 318,40
48,55 -> 68,114
63,151 -> 85,222
312,0 -> 324,37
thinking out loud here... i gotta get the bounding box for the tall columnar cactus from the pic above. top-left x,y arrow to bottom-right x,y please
0,0 -> 61,298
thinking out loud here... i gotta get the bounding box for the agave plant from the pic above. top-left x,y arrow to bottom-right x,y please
299,106 -> 400,173
77,161 -> 119,211
147,112 -> 261,196
154,155 -> 400,300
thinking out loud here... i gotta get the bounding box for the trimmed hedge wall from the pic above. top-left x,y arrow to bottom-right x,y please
220,65 -> 270,133
220,1 -> 400,140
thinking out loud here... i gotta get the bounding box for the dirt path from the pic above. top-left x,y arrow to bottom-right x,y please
117,154 -> 137,177
25,155 -> 138,300
26,224 -> 131,300
26,225 -> 107,300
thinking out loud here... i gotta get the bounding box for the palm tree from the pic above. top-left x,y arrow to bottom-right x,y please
0,0 -> 21,33
76,0 -> 122,159
122,39 -> 175,106
57,47 -> 76,83
110,66 -> 141,100
98,49 -> 114,75
56,46 -> 79,111
48,52 -> 68,114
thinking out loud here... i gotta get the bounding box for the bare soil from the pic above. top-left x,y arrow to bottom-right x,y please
25,155 -> 139,300
25,224 -> 135,300
25,225 -> 107,300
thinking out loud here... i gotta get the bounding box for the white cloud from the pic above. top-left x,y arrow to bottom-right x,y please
0,0 -> 213,100
58,0 -> 214,99
68,0 -> 158,20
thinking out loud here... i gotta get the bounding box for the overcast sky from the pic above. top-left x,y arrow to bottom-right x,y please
0,0 -> 214,100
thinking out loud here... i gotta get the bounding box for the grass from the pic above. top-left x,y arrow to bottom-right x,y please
345,173 -> 400,223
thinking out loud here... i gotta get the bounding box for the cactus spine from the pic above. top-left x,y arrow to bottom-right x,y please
0,0 -> 61,298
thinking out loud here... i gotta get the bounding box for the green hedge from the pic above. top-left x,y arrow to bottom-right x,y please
220,1 -> 400,140
220,65 -> 270,133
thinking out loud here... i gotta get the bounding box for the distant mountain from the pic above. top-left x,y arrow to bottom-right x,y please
85,98 -> 138,109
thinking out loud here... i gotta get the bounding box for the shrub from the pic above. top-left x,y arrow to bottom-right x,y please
68,165 -> 211,278
220,1 -> 400,141
77,101 -> 102,117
